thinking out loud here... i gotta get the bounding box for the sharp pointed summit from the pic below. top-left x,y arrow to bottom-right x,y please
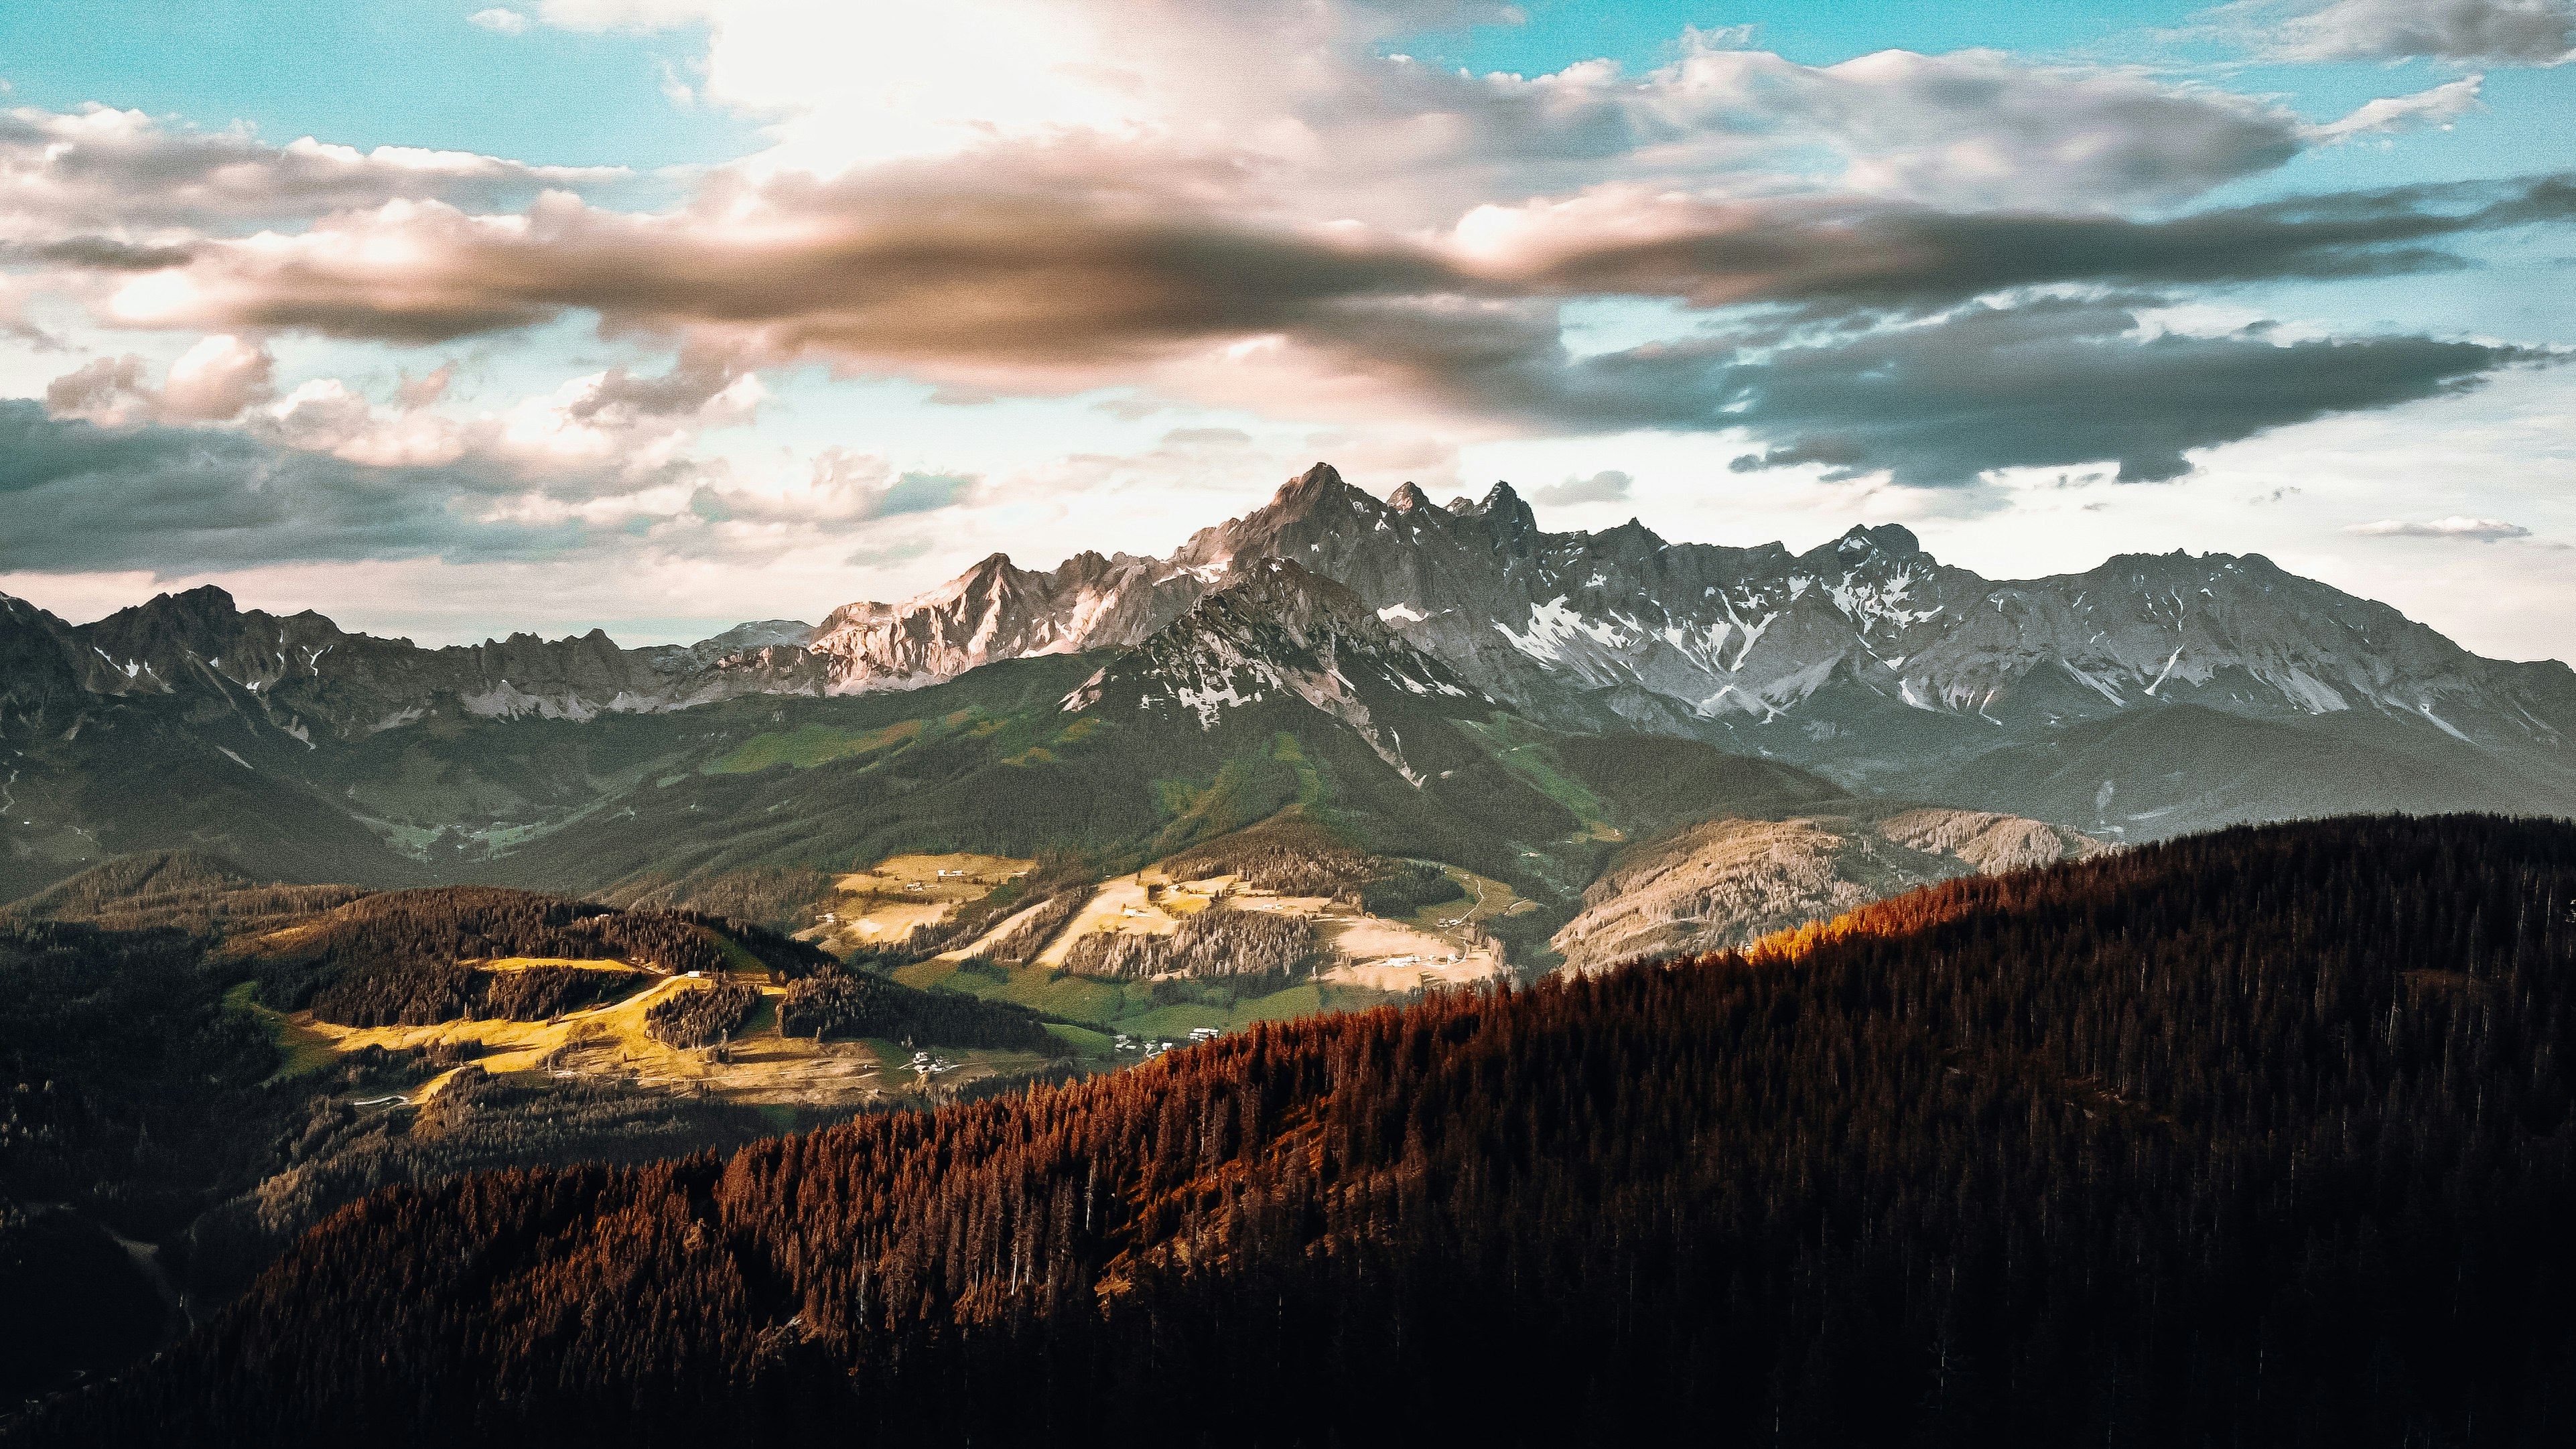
5,458 -> 2571,891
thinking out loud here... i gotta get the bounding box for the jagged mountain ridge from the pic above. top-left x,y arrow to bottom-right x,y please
1061,558 -> 1479,784
785,462 -> 2576,829
10,462 -> 2566,769
4,462 -> 2572,851
0,586 -> 820,740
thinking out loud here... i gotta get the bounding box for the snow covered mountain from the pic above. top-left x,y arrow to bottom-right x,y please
781,463 -> 2576,815
3,460 -> 2571,847
1061,557 -> 1478,784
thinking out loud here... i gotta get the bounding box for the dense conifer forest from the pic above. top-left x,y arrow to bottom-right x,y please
18,814 -> 2573,1447
778,968 -> 1059,1050
240,886 -> 837,1025
0,865 -> 1059,1405
640,980 -> 764,1050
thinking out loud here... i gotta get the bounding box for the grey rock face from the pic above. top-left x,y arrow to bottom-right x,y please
801,460 -> 2571,762
6,459 -> 2569,839
778,460 -> 2576,833
1061,557 -> 1477,782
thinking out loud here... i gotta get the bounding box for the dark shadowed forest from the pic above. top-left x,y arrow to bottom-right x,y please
238,886 -> 836,1025
15,814 -> 2573,1447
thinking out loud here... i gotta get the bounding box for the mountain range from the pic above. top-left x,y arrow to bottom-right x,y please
2,462 -> 2569,920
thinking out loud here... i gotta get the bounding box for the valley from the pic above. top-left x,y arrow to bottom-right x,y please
21,815 -> 2573,1447
5,465 -> 2571,913
1,464 -> 2571,1437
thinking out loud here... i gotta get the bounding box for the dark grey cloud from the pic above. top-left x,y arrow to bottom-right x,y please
0,401 -> 582,571
1316,292 -> 2524,484
3,237 -> 200,271
1503,175 -> 2576,315
1700,299 -> 2526,486
2262,0 -> 2576,63
105,156 -> 2573,376
878,471 -> 973,514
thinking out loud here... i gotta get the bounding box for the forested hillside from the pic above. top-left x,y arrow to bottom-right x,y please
22,815 -> 2574,1447
0,862 -> 1069,1404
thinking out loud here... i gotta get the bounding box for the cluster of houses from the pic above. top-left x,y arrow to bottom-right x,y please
907,1050 -> 955,1077
1109,1025 -> 1227,1059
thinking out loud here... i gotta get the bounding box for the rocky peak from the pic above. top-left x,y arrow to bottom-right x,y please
1591,518 -> 1667,557
688,620 -> 815,659
1060,554 -> 1479,772
1387,481 -> 1432,513
1197,556 -> 1375,638
1281,462 -> 1384,525
1808,523 -> 1921,564
1464,481 -> 1536,533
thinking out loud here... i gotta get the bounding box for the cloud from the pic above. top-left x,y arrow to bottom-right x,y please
564,345 -> 760,423
2346,515 -> 2535,539
44,334 -> 276,425
397,362 -> 456,411
1461,174 -> 2576,313
1658,298 -> 2524,486
0,104 -> 625,238
2305,76 -> 2485,143
682,450 -> 974,531
0,399 -> 578,571
159,334 -> 277,419
0,273 -> 50,345
2258,0 -> 2576,64
79,161 -> 2574,406
469,7 -> 532,33
1530,469 -> 1632,505
3,2 -> 2560,551
531,4 -> 2327,216
877,470 -> 972,515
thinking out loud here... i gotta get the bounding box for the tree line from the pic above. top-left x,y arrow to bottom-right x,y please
642,982 -> 762,1050
778,969 -> 1059,1052
236,887 -> 835,1026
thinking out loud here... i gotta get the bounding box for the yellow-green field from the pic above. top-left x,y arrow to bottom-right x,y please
224,980 -> 338,1082
806,851 -> 1036,953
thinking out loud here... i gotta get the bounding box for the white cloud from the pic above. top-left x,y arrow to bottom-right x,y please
469,7 -> 532,33
44,334 -> 276,425
2305,76 -> 2485,143
159,334 -> 276,419
2345,515 -> 2534,539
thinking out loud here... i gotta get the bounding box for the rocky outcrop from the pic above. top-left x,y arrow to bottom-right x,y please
1551,809 -> 2102,972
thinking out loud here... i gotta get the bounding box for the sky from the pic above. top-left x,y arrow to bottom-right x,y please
0,0 -> 2568,661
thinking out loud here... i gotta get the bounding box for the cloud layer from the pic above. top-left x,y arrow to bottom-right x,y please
0,0 -> 2565,656
2262,0 -> 2576,64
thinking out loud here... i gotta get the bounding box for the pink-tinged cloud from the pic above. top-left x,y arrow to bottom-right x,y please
0,104 -> 626,238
